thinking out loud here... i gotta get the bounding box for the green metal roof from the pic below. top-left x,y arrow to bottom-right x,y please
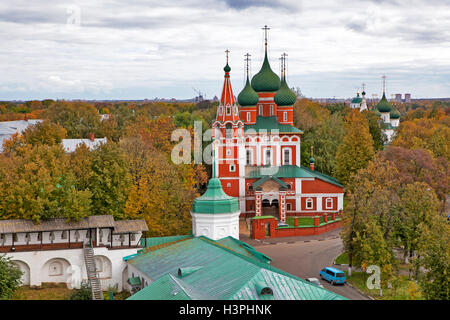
238,75 -> 259,106
274,76 -> 297,106
376,93 -> 393,113
191,178 -> 239,214
253,175 -> 289,189
244,116 -> 303,133
247,165 -> 343,188
126,236 -> 346,300
141,235 -> 191,248
351,93 -> 362,104
251,51 -> 281,92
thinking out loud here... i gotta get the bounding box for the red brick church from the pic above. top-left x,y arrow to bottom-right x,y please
212,28 -> 344,228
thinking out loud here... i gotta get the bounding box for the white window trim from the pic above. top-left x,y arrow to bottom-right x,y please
246,149 -> 252,166
325,198 -> 333,209
306,197 -> 313,209
282,147 -> 291,165
247,112 -> 250,122
283,112 -> 287,122
264,148 -> 272,166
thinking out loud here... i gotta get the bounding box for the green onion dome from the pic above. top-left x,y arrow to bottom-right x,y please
191,178 -> 239,214
274,76 -> 297,106
309,156 -> 315,164
351,93 -> 362,104
238,76 -> 259,106
376,93 -> 393,113
390,108 -> 400,119
251,51 -> 281,92
224,63 -> 231,73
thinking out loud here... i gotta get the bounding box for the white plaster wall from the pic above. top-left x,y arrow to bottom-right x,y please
4,247 -> 139,291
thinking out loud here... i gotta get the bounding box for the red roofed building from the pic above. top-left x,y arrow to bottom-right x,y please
212,28 -> 344,232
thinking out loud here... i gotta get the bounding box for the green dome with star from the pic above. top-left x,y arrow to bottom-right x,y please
376,93 -> 393,113
274,76 -> 297,106
238,75 -> 259,106
251,51 -> 281,92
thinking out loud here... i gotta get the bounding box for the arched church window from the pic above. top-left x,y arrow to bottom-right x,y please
246,112 -> 250,122
226,106 -> 231,115
225,123 -> 233,138
287,203 -> 292,211
61,231 -> 67,240
270,105 -> 273,116
283,112 -> 287,122
246,149 -> 252,165
230,164 -> 236,172
265,148 -> 271,166
259,105 -> 263,115
283,148 -> 291,165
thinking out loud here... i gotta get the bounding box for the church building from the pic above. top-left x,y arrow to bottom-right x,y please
212,27 -> 344,226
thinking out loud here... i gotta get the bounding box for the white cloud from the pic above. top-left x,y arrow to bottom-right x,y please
0,0 -> 449,100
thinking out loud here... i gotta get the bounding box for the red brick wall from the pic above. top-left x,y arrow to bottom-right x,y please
302,179 -> 343,194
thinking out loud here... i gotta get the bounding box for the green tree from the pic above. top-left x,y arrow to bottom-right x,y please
88,142 -> 132,219
301,113 -> 344,175
363,110 -> 387,151
43,101 -> 101,138
0,144 -> 91,222
0,255 -> 23,300
395,182 -> 441,265
416,217 -> 450,300
334,110 -> 375,185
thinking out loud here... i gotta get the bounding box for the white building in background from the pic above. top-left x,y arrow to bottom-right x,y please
62,134 -> 107,153
349,91 -> 368,111
0,119 -> 43,152
0,215 -> 148,291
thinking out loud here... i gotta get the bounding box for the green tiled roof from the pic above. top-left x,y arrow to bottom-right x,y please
251,51 -> 281,92
376,93 -> 393,113
244,116 -> 303,133
238,76 -> 259,106
191,178 -> 239,214
127,236 -> 346,300
247,165 -> 343,188
253,176 -> 289,189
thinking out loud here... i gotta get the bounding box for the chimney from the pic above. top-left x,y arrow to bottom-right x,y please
88,133 -> 95,142
309,157 -> 315,171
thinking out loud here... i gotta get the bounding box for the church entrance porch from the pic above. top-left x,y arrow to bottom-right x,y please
262,199 -> 279,220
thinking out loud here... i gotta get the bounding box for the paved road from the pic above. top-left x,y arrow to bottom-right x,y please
240,229 -> 369,300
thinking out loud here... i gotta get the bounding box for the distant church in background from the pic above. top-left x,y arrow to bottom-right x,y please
349,76 -> 401,143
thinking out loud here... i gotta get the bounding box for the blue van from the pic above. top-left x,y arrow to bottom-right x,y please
320,267 -> 346,285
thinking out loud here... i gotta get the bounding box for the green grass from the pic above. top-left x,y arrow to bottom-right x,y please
12,283 -> 72,300
335,252 -> 349,265
344,271 -> 423,300
286,216 -> 314,227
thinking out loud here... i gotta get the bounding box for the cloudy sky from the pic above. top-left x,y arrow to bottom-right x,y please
1,0 -> 449,100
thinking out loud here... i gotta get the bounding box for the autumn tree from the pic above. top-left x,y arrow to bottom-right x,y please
0,144 -> 91,222
87,142 -> 132,219
0,255 -> 23,300
416,217 -> 450,300
362,110 -> 387,151
301,113 -> 344,175
43,101 -> 101,138
334,110 -> 375,185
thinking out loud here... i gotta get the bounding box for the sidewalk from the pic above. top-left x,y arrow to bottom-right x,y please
240,227 -> 342,247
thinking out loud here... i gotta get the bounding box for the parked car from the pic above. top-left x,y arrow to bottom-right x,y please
320,267 -> 346,285
306,277 -> 324,288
